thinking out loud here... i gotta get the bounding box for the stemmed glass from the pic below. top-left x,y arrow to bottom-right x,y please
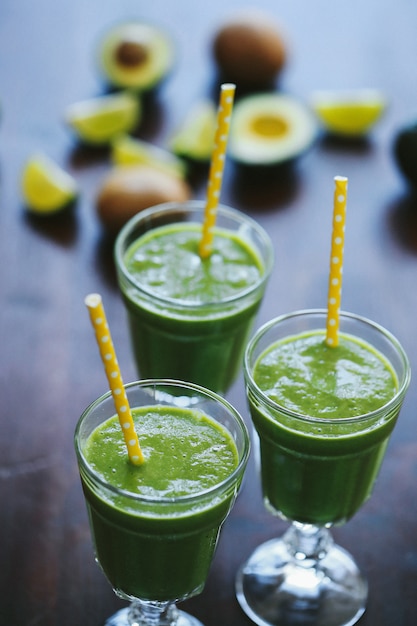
75,379 -> 250,626
236,310 -> 410,626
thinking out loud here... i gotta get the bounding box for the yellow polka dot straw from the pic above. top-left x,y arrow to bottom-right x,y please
199,83 -> 236,259
85,293 -> 144,465
326,176 -> 348,347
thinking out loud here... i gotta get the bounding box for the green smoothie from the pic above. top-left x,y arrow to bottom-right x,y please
249,330 -> 399,525
80,404 -> 241,601
115,204 -> 272,394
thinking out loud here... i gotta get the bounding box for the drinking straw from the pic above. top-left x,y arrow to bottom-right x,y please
85,293 -> 144,465
326,176 -> 348,347
199,83 -> 236,259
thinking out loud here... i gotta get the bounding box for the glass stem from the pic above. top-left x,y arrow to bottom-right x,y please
284,522 -> 333,566
128,600 -> 178,626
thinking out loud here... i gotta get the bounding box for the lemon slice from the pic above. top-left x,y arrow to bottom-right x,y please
311,89 -> 386,136
22,154 -> 78,213
111,135 -> 186,178
65,92 -> 140,144
169,100 -> 217,161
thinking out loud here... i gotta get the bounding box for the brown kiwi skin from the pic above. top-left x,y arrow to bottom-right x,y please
212,12 -> 287,88
96,166 -> 192,234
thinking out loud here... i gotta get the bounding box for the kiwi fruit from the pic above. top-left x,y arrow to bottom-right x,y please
212,10 -> 287,88
96,165 -> 192,233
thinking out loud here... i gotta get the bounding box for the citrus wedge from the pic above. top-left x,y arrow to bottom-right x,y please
310,89 -> 386,137
22,154 -> 78,214
111,135 -> 186,178
65,92 -> 140,144
169,100 -> 217,161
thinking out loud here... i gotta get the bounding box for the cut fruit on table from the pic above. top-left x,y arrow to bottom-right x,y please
112,135 -> 187,178
22,154 -> 78,214
65,91 -> 140,145
310,89 -> 386,137
97,21 -> 175,92
169,100 -> 217,161
229,92 -> 318,166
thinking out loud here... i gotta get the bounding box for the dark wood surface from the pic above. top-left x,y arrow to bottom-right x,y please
1,1 -> 416,625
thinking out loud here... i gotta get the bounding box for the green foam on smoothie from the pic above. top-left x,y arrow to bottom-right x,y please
84,405 -> 239,498
254,331 -> 398,418
124,223 -> 263,303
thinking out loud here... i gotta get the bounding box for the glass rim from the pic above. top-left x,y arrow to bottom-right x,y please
114,200 -> 274,310
244,308 -> 411,425
74,378 -> 250,505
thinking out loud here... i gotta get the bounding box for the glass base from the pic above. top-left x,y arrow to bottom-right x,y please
104,605 -> 205,626
236,528 -> 368,626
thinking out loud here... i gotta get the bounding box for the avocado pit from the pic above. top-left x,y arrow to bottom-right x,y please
115,41 -> 148,68
251,114 -> 289,139
229,93 -> 318,166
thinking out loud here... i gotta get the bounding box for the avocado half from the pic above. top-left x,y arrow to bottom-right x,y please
98,22 -> 175,92
229,93 -> 318,166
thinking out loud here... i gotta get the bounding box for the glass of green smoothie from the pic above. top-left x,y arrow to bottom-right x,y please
236,309 -> 410,626
114,201 -> 273,395
75,379 -> 250,626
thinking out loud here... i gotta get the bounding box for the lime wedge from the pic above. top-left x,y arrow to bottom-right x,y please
169,100 -> 217,161
311,89 -> 386,136
65,92 -> 140,144
22,154 -> 78,213
111,135 -> 186,178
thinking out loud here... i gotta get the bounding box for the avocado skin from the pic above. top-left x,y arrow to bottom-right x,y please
393,122 -> 417,189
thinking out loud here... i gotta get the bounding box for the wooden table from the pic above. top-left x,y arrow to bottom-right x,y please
1,1 -> 416,624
